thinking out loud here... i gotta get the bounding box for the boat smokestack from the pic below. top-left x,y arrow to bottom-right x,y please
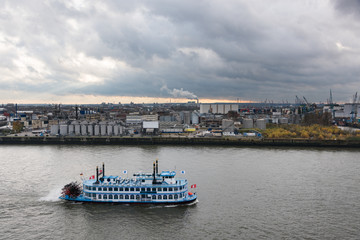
96,166 -> 99,184
153,161 -> 156,184
156,159 -> 158,175
102,162 -> 105,177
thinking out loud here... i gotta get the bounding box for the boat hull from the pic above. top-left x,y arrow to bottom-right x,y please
59,194 -> 197,205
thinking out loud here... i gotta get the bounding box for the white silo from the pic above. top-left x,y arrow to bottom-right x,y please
74,124 -> 81,135
68,125 -> 74,135
94,125 -> 100,136
243,118 -> 253,129
222,119 -> 235,132
50,125 -> 59,135
255,119 -> 266,130
107,125 -> 113,136
279,118 -> 288,124
88,124 -> 94,136
100,124 -> 107,136
81,124 -> 87,135
60,125 -> 68,135
113,125 -> 119,136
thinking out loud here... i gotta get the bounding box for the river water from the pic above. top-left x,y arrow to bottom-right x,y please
0,145 -> 359,239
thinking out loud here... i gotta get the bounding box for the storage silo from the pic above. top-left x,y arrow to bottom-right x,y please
100,124 -> 107,136
88,124 -> 94,136
243,118 -> 253,129
94,125 -> 100,136
50,125 -> 59,135
68,124 -> 74,135
222,119 -> 235,132
113,125 -> 119,136
74,124 -> 81,135
107,125 -> 113,136
60,125 -> 68,135
255,119 -> 266,130
119,125 -> 124,135
81,124 -> 87,135
279,118 -> 288,124
191,112 -> 199,125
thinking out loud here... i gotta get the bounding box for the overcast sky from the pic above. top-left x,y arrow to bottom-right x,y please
1,0 -> 360,104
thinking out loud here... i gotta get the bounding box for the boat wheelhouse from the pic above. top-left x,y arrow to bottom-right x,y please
60,160 -> 197,204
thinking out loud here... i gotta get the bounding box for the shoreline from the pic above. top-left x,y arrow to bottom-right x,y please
1,136 -> 360,148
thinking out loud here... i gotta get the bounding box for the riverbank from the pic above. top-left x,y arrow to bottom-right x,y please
1,136 -> 360,148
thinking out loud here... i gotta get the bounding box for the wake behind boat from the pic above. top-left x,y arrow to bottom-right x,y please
60,160 -> 197,204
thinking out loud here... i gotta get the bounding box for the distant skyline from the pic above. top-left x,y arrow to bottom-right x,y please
1,0 -> 360,104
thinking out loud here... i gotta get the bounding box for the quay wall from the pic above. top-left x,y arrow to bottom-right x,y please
1,136 -> 360,148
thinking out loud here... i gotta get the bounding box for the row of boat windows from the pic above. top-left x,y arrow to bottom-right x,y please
84,193 -> 185,200
84,186 -> 185,192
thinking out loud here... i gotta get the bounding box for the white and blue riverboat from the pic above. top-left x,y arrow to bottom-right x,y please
60,160 -> 197,204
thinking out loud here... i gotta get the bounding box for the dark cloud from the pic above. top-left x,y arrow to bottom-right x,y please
0,0 -> 360,103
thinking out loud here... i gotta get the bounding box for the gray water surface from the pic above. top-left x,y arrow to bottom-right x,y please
0,145 -> 359,239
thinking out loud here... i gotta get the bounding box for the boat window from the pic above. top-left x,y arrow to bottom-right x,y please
141,188 -> 145,192
163,188 -> 167,191
163,195 -> 167,200
130,195 -> 134,199
174,187 -> 178,191
141,194 -> 145,198
136,188 -> 140,191
130,187 -> 134,191
114,187 -> 118,191
92,193 -> 96,198
152,188 -> 156,192
169,187 -> 173,191
147,188 -> 151,192
92,187 -> 96,191
120,195 -> 124,199
169,195 -> 173,199
109,195 -> 113,199
104,195 -> 108,199
152,195 -> 156,199
98,187 -> 102,191
174,194 -> 178,199
157,188 -> 162,192
103,188 -> 107,191
107,178 -> 110,182
125,188 -> 129,191
158,195 -> 162,199
109,187 -> 113,191
125,195 -> 129,199
136,195 -> 140,200
120,187 -> 123,191
114,195 -> 118,199
98,195 -> 102,199
142,179 -> 145,182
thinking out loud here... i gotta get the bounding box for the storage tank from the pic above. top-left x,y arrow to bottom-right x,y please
100,124 -> 107,136
59,125 -> 68,135
107,125 -> 113,136
113,125 -> 119,136
81,124 -> 87,135
74,124 -> 81,135
94,125 -> 100,136
255,119 -> 266,130
50,125 -> 59,135
279,118 -> 288,124
222,119 -> 235,132
68,125 -> 75,135
243,118 -> 253,129
88,125 -> 94,136
119,125 -> 124,135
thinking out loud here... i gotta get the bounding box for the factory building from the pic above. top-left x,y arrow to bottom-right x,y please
200,104 -> 238,114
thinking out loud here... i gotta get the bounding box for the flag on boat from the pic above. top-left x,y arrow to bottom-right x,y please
99,170 -> 103,174
89,175 -> 95,179
181,170 -> 186,174
123,170 -> 128,174
191,184 -> 196,188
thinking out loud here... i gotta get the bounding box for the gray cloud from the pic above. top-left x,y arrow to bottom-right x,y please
1,0 -> 360,103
